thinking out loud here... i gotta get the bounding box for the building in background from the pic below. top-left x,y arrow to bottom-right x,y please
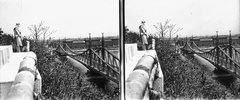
190,35 -> 240,47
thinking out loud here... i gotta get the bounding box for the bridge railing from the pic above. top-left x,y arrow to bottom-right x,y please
231,46 -> 240,64
55,44 -> 68,55
200,46 -> 217,62
191,41 -> 208,53
200,46 -> 240,76
95,48 -> 120,71
64,43 -> 79,55
73,49 -> 90,65
182,42 -> 196,53
72,48 -> 120,83
218,47 -> 240,74
222,45 -> 240,64
90,49 -> 119,81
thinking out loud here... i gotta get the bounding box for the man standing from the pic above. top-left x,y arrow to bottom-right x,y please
139,21 -> 148,50
13,23 -> 22,52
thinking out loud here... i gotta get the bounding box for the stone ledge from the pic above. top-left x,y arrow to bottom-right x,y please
125,43 -> 138,64
0,52 -> 28,83
0,45 -> 13,68
0,52 -> 36,99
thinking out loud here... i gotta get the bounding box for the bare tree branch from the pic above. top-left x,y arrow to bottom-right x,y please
154,19 -> 182,41
28,21 -> 56,47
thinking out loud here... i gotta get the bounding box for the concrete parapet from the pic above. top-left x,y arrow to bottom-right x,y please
4,52 -> 37,100
125,43 -> 138,64
0,45 -> 42,99
0,46 -> 13,68
126,50 -> 164,99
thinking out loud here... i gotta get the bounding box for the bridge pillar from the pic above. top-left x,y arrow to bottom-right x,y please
89,33 -> 92,66
229,30 -> 234,72
102,33 -> 105,72
216,31 -> 219,64
229,31 -> 233,59
102,33 -> 105,59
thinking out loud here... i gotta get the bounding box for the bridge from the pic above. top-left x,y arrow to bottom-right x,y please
181,33 -> 240,79
55,39 -> 120,84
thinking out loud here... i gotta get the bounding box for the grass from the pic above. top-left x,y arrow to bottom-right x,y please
155,39 -> 237,99
35,46 -> 119,100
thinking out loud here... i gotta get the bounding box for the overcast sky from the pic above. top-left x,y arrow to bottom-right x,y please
0,0 -> 119,39
0,0 -> 239,39
126,0 -> 239,37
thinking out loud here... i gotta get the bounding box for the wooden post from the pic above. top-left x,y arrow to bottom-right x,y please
5,52 -> 37,100
126,51 -> 157,99
216,31 -> 219,64
89,33 -> 92,66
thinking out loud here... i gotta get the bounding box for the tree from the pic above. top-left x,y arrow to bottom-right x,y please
153,19 -> 182,41
125,26 -> 140,43
28,22 -> 56,54
28,21 -> 56,47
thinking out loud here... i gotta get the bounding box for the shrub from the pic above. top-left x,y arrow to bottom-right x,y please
0,33 -> 14,45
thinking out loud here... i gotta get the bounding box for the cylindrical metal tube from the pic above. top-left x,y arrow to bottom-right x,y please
5,52 -> 37,100
126,51 -> 156,100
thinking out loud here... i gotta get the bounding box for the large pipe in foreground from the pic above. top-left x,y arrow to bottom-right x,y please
5,52 -> 37,100
126,51 -> 156,100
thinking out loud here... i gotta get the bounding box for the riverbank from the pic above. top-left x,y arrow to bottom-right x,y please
159,51 -> 236,99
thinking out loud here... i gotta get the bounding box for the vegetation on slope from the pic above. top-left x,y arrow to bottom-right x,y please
36,53 -> 119,100
155,39 -> 236,99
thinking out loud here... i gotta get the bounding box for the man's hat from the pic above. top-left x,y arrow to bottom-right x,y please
141,21 -> 146,23
16,23 -> 20,25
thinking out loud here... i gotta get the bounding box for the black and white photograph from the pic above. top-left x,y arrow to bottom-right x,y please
0,0 -> 240,100
124,0 -> 239,99
0,0 -> 119,100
